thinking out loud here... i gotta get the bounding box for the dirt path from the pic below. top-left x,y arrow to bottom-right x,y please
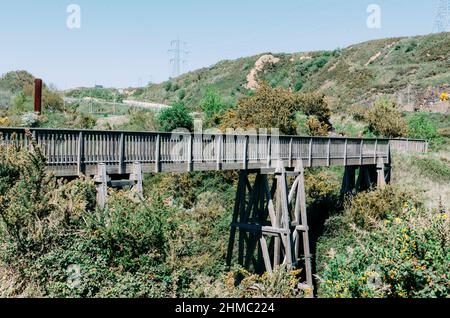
245,54 -> 280,90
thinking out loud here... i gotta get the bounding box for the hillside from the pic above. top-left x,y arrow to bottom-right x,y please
132,32 -> 450,113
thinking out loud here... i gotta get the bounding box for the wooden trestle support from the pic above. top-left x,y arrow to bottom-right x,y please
226,160 -> 314,293
340,157 -> 391,195
94,162 -> 144,208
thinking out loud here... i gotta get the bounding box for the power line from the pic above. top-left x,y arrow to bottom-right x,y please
433,0 -> 450,33
168,37 -> 189,78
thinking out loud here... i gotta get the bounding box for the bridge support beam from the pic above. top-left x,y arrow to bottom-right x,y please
341,166 -> 357,195
341,163 -> 392,195
377,158 -> 387,189
94,163 -> 110,209
226,161 -> 313,295
93,162 -> 144,208
130,162 -> 144,196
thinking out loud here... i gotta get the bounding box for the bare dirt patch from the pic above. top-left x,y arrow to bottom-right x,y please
245,54 -> 281,90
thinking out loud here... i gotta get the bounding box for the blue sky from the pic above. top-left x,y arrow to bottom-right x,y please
0,0 -> 441,88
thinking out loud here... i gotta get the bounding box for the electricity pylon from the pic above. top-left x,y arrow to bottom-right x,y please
168,37 -> 188,78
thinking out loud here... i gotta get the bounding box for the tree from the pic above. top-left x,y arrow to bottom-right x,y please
365,98 -> 408,138
220,82 -> 298,135
200,88 -> 228,122
157,102 -> 194,132
294,92 -> 332,135
220,82 -> 332,136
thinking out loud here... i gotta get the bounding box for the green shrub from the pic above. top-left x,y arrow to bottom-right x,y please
365,98 -> 408,138
164,81 -> 173,92
178,89 -> 186,101
294,79 -> 304,92
71,112 -> 97,129
11,92 -> 29,113
200,88 -> 229,125
343,185 -> 420,230
157,102 -> 193,132
121,109 -> 157,132
317,205 -> 449,298
407,113 -> 439,140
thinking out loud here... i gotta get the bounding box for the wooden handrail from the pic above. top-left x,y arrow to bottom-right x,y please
0,127 -> 427,176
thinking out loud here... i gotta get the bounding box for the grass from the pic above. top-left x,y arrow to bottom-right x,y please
392,150 -> 450,210
412,156 -> 450,184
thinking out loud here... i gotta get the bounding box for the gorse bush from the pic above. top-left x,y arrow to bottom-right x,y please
0,141 -> 173,297
0,141 -> 237,297
365,98 -> 408,138
220,82 -> 331,135
317,205 -> 449,298
343,185 -> 420,230
221,82 -> 299,135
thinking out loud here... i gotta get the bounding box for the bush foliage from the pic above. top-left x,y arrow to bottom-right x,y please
220,82 -> 331,135
157,102 -> 194,132
365,98 -> 408,138
317,205 -> 449,298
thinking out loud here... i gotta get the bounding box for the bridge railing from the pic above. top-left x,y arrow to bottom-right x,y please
389,138 -> 428,153
0,127 -> 427,176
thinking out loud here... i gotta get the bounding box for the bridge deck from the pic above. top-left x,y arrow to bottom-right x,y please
0,128 -> 427,177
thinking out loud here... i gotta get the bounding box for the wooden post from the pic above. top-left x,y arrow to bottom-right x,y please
130,162 -> 143,196
376,157 -> 386,189
155,134 -> 161,173
94,163 -> 109,208
343,139 -> 348,166
374,139 -> 378,165
216,134 -> 223,171
188,134 -> 193,172
294,159 -> 314,293
77,131 -> 84,176
118,133 -> 125,174
327,139 -> 331,167
243,135 -> 248,170
267,136 -> 272,168
308,138 -> 313,168
289,138 -> 293,168
359,139 -> 364,166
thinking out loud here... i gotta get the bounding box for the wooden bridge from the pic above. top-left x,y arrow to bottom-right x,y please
0,128 -> 427,177
0,127 -> 428,294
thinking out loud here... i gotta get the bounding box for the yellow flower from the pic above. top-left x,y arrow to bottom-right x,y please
394,218 -> 402,225
440,92 -> 449,101
442,214 -> 448,220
